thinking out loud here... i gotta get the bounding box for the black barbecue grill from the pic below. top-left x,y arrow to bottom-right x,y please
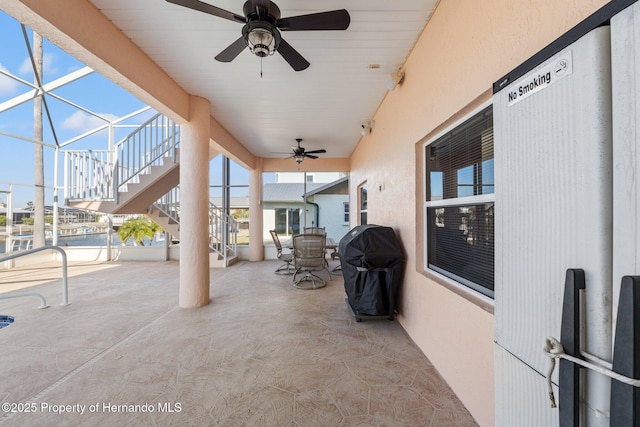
339,225 -> 405,321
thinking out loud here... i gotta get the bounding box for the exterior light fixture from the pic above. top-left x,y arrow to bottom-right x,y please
361,120 -> 375,136
387,69 -> 405,91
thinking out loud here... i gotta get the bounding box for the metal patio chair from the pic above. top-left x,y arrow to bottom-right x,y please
270,229 -> 294,275
303,226 -> 326,236
292,233 -> 330,289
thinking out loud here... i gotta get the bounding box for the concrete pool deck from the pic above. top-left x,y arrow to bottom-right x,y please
0,260 -> 477,426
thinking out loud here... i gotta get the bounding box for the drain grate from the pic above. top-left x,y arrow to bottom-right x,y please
0,315 -> 15,330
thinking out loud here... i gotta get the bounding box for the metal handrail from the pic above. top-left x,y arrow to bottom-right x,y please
63,113 -> 179,203
114,114 -> 180,201
209,202 -> 238,260
0,246 -> 70,306
151,186 -> 238,263
63,149 -> 114,201
152,186 -> 180,226
0,292 -> 48,309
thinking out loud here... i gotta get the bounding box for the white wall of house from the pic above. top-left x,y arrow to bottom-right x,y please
263,194 -> 348,243
309,194 -> 350,242
263,209 -> 275,241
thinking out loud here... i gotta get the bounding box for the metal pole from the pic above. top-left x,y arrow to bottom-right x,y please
107,214 -> 112,261
53,147 -> 59,246
303,172 -> 307,230
6,185 -> 13,256
109,122 -> 119,203
222,156 -> 230,261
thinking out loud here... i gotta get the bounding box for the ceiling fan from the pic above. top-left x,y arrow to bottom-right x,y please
288,139 -> 326,163
165,0 -> 351,71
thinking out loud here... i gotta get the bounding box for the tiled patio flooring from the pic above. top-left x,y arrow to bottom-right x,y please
0,260 -> 478,426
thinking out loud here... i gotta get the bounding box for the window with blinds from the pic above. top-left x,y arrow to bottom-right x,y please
425,106 -> 494,298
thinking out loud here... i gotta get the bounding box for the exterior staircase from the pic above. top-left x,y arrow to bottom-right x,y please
145,185 -> 181,242
63,113 -> 238,267
69,153 -> 180,215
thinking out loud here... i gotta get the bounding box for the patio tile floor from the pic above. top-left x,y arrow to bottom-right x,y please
0,260 -> 477,426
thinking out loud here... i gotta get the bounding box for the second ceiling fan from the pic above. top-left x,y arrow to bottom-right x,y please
288,139 -> 326,164
166,0 -> 351,71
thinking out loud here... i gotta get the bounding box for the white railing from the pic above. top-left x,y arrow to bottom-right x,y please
63,113 -> 179,203
63,150 -> 113,200
115,114 -> 179,200
151,186 -> 180,226
151,186 -> 238,263
209,201 -> 238,262
0,245 -> 70,307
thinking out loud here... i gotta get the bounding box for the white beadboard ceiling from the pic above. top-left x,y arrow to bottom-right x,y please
90,0 -> 438,159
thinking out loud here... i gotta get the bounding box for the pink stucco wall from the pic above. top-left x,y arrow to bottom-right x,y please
348,1 -> 608,425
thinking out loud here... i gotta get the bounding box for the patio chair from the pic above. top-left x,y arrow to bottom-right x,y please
304,227 -> 333,271
292,233 -> 330,289
304,226 -> 326,235
270,229 -> 294,275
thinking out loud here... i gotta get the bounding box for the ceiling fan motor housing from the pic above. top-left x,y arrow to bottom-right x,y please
242,0 -> 280,21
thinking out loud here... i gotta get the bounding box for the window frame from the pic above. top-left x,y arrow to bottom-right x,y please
358,182 -> 368,225
423,102 -> 494,299
343,201 -> 350,223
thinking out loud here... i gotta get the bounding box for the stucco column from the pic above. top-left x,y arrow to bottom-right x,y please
179,95 -> 210,308
248,159 -> 264,261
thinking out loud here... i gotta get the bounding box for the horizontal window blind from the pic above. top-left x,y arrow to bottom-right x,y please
427,203 -> 494,296
427,107 -> 494,201
425,106 -> 494,297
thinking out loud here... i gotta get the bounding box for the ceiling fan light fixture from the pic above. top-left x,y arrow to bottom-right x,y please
245,22 -> 278,57
294,154 -> 305,164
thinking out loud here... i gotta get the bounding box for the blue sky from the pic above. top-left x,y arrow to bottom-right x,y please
0,11 -> 256,209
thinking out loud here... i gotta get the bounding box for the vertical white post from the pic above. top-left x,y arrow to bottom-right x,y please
6,185 -> 13,259
109,122 -> 119,203
53,147 -> 59,247
249,159 -> 264,261
179,96 -> 211,308
303,172 -> 307,229
107,214 -> 112,261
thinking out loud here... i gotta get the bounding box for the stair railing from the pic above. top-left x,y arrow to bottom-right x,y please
63,149 -> 114,201
150,186 -> 238,264
63,113 -> 179,204
114,114 -> 179,202
151,186 -> 180,226
208,201 -> 239,263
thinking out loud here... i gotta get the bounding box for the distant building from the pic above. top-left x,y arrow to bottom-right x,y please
262,176 -> 349,242
0,206 -> 31,224
209,196 -> 250,226
21,206 -> 99,223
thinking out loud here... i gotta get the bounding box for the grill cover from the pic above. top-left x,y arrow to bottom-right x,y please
339,225 -> 404,318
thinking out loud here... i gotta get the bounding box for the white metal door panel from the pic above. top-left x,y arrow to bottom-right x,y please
495,344 -> 558,427
611,2 -> 640,335
494,26 -> 613,425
